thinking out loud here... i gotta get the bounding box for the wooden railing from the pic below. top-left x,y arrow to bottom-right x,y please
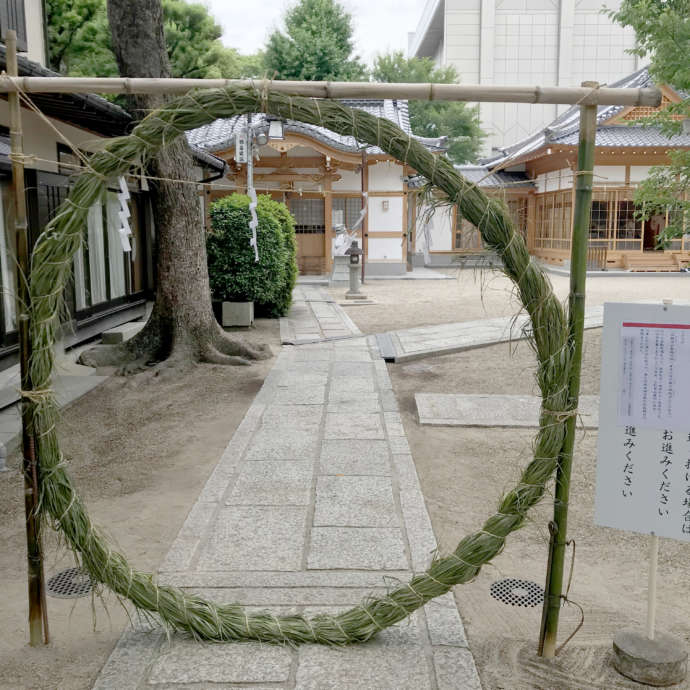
586,244 -> 608,271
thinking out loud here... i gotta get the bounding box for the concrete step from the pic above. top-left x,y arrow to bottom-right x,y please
101,321 -> 146,344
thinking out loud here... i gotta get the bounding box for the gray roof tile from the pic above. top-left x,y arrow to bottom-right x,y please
407,164 -> 533,189
482,67 -> 688,168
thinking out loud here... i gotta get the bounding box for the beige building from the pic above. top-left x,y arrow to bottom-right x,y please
189,102 -> 446,276
416,68 -> 690,272
409,0 -> 639,155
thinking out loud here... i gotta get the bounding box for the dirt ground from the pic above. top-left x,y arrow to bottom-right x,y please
0,321 -> 279,690
329,267 -> 690,334
388,330 -> 690,689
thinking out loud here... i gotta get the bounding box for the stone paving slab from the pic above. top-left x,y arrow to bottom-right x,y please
416,393 -> 600,429
280,286 -> 361,345
379,305 -> 604,362
93,338 -> 481,690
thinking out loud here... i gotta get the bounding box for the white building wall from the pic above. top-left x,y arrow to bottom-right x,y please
25,0 -> 46,66
493,4 -> 560,146
411,0 -> 637,155
368,162 -> 404,191
369,196 -> 404,232
416,203 -> 454,253
332,169 -> 361,191
0,100 -> 108,172
368,237 -> 403,261
571,0 -> 638,88
629,165 -> 653,183
445,0 -> 481,83
594,165 -> 627,185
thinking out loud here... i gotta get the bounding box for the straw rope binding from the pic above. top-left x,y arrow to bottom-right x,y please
30,85 -> 572,644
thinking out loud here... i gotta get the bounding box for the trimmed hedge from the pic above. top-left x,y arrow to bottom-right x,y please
207,194 -> 297,317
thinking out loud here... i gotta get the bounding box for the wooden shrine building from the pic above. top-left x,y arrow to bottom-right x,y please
188,101 -> 447,276
480,67 -> 690,271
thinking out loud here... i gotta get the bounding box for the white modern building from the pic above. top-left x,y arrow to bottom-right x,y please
408,0 -> 639,155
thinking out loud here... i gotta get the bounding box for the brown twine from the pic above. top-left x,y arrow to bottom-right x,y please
19,388 -> 54,402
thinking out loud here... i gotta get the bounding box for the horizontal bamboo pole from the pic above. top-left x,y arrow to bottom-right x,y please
0,76 -> 661,107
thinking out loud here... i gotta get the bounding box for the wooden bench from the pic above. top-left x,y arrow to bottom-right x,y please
622,253 -> 683,272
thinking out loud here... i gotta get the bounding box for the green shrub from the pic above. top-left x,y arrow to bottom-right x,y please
257,195 -> 297,317
207,193 -> 297,317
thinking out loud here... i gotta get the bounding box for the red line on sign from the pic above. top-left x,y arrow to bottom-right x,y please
622,322 -> 690,329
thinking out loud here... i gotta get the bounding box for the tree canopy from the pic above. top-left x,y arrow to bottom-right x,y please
610,0 -> 689,244
372,51 -> 485,164
264,0 -> 367,81
46,0 -> 264,79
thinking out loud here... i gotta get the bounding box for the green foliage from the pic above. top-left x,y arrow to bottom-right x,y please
264,0 -> 367,81
46,0 -> 264,79
633,150 -> 690,245
207,194 -> 297,316
372,51 -> 485,164
609,0 -> 690,244
257,196 -> 298,317
46,0 -> 117,76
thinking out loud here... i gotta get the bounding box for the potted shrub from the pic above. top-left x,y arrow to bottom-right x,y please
207,194 -> 297,326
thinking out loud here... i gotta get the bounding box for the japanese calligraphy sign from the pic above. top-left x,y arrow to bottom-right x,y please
595,302 -> 690,542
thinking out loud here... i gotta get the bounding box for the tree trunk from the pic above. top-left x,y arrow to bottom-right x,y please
82,0 -> 269,372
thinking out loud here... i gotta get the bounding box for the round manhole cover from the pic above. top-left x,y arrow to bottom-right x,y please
490,578 -> 544,607
47,567 -> 93,599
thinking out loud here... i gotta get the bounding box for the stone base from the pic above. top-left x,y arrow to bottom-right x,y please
613,629 -> 688,687
102,321 -> 146,344
222,301 -> 254,328
329,255 -> 350,287
345,292 -> 367,300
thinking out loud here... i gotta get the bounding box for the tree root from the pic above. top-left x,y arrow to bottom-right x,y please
213,329 -> 272,362
200,344 -> 251,366
77,317 -> 272,374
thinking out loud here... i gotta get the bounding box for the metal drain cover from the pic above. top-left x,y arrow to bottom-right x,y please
490,578 -> 544,607
47,567 -> 93,599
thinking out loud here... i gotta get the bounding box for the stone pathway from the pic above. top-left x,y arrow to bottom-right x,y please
416,393 -> 600,429
280,286 -> 362,345
94,337 -> 481,690
377,306 -> 604,362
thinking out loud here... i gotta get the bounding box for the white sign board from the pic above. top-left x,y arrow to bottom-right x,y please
595,302 -> 690,541
234,132 -> 248,164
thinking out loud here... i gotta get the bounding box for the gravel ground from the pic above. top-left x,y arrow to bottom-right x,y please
0,321 -> 279,690
388,330 -> 690,689
330,266 -> 690,335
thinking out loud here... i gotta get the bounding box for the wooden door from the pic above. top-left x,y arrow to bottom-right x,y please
289,197 -> 325,274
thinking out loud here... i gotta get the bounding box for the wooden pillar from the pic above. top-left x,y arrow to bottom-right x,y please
526,193 -> 536,252
402,180 -> 409,270
361,151 -> 368,282
324,173 -> 332,274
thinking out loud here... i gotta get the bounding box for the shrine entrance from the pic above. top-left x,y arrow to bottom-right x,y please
288,195 -> 326,274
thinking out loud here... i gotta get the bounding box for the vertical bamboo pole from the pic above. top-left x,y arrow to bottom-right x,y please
7,31 -> 49,646
538,84 -> 598,658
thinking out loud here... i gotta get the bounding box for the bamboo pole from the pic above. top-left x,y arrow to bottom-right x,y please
6,31 -> 49,646
0,75 -> 661,107
538,83 -> 598,658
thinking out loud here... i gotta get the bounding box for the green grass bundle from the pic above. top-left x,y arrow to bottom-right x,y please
27,84 -> 572,645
